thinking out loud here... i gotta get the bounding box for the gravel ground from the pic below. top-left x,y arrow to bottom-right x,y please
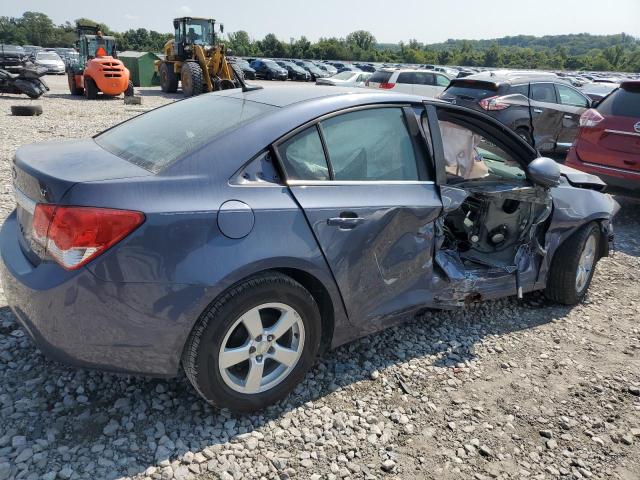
0,75 -> 638,480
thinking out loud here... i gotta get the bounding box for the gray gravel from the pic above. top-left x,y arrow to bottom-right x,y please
0,75 -> 639,480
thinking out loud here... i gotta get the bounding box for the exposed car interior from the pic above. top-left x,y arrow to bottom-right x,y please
425,112 -> 552,303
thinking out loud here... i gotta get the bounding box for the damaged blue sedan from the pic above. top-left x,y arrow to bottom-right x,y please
0,85 -> 619,412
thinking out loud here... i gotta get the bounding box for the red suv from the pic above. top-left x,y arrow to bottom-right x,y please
565,81 -> 640,193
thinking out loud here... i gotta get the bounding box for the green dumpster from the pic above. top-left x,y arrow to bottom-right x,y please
118,51 -> 161,87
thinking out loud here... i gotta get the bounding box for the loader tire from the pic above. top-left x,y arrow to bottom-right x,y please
181,61 -> 204,97
124,80 -> 134,97
160,62 -> 178,93
11,105 -> 43,116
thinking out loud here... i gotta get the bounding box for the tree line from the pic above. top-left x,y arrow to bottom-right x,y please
1,11 -> 639,72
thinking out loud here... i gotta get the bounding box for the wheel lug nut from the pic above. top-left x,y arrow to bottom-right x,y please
256,335 -> 262,342
267,335 -> 274,342
268,346 -> 275,354
256,355 -> 263,362
249,346 -> 256,354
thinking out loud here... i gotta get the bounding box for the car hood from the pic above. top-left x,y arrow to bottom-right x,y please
558,163 -> 606,191
37,60 -> 64,66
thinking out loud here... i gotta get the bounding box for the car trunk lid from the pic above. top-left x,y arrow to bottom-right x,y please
13,139 -> 151,264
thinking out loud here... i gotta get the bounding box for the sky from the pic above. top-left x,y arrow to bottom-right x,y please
4,0 -> 640,44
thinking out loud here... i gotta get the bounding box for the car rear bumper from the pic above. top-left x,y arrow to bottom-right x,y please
0,210 -> 197,377
565,147 -> 640,194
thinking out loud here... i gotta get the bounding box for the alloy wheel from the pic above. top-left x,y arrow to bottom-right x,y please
576,234 -> 596,293
218,302 -> 305,394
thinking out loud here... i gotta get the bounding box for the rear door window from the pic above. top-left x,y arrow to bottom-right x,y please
397,72 -> 416,85
320,108 -> 419,181
556,84 -> 589,107
530,83 -> 557,103
414,72 -> 435,86
597,85 -> 640,117
509,84 -> 529,97
278,127 -> 329,181
435,74 -> 450,87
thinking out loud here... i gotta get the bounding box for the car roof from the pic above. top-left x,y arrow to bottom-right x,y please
214,85 -> 422,108
455,73 -> 567,86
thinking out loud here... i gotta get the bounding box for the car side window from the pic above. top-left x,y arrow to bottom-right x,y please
397,72 -> 415,85
435,74 -> 450,87
277,126 -> 330,181
414,72 -> 434,85
321,108 -> 419,181
530,83 -> 557,103
556,84 -> 589,107
509,84 -> 529,97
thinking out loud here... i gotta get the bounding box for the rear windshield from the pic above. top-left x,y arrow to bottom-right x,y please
597,85 -> 640,117
95,96 -> 277,173
369,71 -> 393,84
444,81 -> 498,99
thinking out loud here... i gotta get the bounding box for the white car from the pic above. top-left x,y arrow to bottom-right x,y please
316,71 -> 371,87
365,69 -> 451,98
34,51 -> 65,74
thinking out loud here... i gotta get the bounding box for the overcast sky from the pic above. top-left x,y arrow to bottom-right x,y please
5,0 -> 640,43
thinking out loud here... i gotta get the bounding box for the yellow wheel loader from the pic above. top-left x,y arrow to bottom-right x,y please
156,17 -> 243,97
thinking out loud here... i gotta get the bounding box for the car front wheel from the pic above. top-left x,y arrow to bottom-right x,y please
182,272 -> 321,412
545,222 -> 600,305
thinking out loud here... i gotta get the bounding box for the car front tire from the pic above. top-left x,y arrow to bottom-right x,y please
182,272 -> 321,413
545,222 -> 600,305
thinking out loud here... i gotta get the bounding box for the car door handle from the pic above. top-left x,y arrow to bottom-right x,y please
563,114 -> 573,119
533,108 -> 543,113
327,214 -> 365,229
623,159 -> 637,166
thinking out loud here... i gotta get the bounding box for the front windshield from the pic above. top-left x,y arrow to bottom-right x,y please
87,37 -> 116,57
37,52 -> 60,61
185,20 -> 212,45
263,60 -> 280,68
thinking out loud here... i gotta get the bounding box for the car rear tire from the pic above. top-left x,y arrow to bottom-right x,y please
11,105 -> 43,116
83,77 -> 98,99
159,62 -> 179,93
182,272 -> 322,413
545,222 -> 600,305
181,61 -> 204,97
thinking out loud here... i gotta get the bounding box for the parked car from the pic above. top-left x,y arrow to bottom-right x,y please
439,74 -> 592,153
249,59 -> 288,81
294,60 -> 328,81
565,81 -> 640,194
230,58 -> 256,80
1,86 -> 618,413
315,62 -> 337,75
580,82 -> 618,102
354,63 -> 376,73
365,68 -> 451,98
0,44 -> 27,70
315,70 -> 371,87
34,50 -> 66,75
276,60 -> 310,81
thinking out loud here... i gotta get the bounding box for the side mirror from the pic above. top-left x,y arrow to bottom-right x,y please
527,157 -> 561,188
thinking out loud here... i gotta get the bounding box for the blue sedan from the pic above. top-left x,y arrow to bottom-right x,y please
1,85 -> 618,412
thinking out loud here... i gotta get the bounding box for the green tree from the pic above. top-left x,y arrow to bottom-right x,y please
483,43 -> 502,67
21,11 -> 55,46
346,30 -> 376,51
226,30 -> 253,56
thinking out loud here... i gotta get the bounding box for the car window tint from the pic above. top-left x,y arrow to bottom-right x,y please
278,127 -> 329,181
321,108 -> 419,181
414,72 -> 434,85
556,84 -> 589,107
530,83 -> 557,103
435,74 -> 450,87
397,72 -> 415,84
596,84 -> 640,117
509,84 -> 529,97
95,96 -> 276,173
369,70 -> 392,84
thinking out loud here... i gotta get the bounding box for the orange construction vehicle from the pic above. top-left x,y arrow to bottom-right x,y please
68,24 -> 134,99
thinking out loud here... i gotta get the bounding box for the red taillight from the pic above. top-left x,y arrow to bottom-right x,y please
32,205 -> 144,270
579,108 -> 604,128
379,82 -> 396,89
478,95 -> 510,111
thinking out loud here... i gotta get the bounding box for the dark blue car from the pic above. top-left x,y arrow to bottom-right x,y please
1,86 -> 618,412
